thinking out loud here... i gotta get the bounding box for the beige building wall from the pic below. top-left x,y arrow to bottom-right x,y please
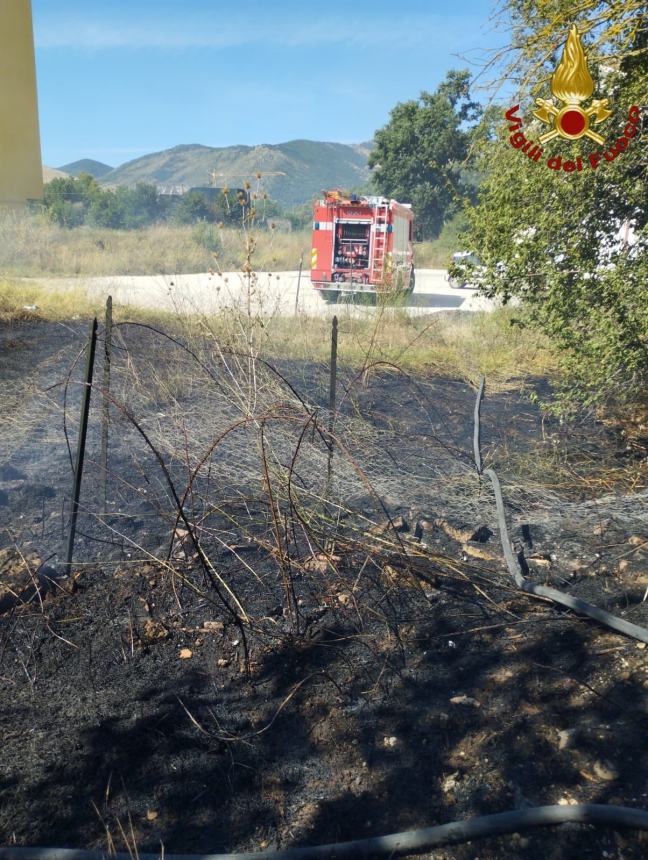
0,0 -> 43,205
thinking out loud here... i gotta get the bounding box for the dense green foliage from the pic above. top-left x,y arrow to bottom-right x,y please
40,174 -> 274,230
42,174 -> 168,228
459,4 -> 647,409
369,70 -> 482,240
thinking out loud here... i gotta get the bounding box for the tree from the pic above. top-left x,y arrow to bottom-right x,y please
42,174 -> 172,230
174,191 -> 218,225
368,70 -> 482,239
42,174 -> 100,226
461,6 -> 648,409
87,189 -> 126,229
486,1 -> 647,96
118,183 -> 168,229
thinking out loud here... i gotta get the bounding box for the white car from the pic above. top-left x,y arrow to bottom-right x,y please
446,251 -> 483,289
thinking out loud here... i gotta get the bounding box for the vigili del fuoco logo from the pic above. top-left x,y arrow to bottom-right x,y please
505,25 -> 641,173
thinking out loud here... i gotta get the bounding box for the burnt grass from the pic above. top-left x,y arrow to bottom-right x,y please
1,319 -> 648,860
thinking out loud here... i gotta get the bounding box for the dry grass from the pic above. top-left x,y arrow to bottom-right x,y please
0,211 -> 310,277
0,278 -> 556,387
249,306 -> 556,387
0,210 -> 465,278
0,278 -> 100,322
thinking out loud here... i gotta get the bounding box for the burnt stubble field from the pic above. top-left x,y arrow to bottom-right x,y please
1,317 -> 648,859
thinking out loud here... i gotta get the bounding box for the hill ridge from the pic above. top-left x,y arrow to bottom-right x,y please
58,159 -> 114,179
100,139 -> 372,206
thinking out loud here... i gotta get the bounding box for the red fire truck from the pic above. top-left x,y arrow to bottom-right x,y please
310,190 -> 415,303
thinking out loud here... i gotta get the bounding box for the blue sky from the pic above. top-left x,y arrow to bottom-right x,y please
33,0 -> 505,168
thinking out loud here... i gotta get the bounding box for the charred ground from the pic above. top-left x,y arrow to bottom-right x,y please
1,318 -> 648,859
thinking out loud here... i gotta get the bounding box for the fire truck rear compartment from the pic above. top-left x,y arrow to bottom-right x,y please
333,220 -> 371,273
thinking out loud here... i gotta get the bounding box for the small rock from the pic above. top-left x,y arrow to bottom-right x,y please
593,760 -> 618,781
391,515 -> 409,532
462,542 -> 500,562
225,542 -> 256,554
179,648 -> 193,659
383,736 -> 399,748
618,559 -> 630,573
450,695 -> 480,707
337,592 -> 351,606
382,564 -> 399,583
370,516 -> 409,535
557,728 -> 575,750
527,554 -> 551,567
442,771 -> 459,793
636,642 -> 646,650
629,536 -> 646,546
304,552 -> 340,573
217,658 -> 229,667
146,810 -> 158,821
143,620 -> 169,643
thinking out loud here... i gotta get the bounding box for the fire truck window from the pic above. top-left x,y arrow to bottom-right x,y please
341,222 -> 368,241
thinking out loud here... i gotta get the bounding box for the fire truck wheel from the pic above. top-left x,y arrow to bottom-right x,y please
321,290 -> 339,305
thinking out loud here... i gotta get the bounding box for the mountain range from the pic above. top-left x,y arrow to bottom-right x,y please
56,140 -> 373,208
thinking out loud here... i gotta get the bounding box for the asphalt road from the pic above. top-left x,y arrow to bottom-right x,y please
40,268 -> 496,317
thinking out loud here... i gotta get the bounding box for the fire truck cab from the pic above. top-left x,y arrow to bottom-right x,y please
311,191 -> 415,303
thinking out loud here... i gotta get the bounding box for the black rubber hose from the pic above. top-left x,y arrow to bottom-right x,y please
474,379 -> 648,645
473,375 -> 485,475
482,464 -> 648,645
1,805 -> 648,860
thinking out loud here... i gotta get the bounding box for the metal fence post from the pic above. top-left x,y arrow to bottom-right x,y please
100,296 -> 112,514
294,251 -> 304,315
329,314 -> 338,415
326,315 -> 338,491
64,317 -> 98,573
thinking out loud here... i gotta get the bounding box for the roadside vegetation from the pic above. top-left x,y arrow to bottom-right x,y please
0,276 -> 554,387
0,210 -> 309,276
0,208 -> 459,278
